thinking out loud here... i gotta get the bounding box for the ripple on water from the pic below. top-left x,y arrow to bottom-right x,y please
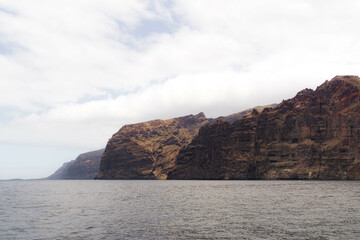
0,180 -> 359,240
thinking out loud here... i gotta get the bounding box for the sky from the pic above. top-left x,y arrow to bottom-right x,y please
0,0 -> 359,179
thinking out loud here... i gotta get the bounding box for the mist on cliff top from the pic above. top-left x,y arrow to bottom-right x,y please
0,0 -> 359,179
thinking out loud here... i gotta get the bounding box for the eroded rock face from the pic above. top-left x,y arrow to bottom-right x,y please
48,149 -> 104,179
96,113 -> 210,179
95,105 -> 277,180
168,76 -> 360,180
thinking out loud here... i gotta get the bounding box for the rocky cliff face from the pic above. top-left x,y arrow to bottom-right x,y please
48,149 -> 104,179
96,113 -> 210,179
168,76 -> 360,180
95,106 -> 276,180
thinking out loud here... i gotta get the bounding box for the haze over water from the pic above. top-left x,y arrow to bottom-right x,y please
1,180 -> 359,239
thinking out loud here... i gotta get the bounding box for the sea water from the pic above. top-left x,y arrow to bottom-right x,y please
0,180 -> 359,240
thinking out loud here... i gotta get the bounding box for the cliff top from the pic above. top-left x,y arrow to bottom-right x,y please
115,112 -> 208,135
326,75 -> 360,89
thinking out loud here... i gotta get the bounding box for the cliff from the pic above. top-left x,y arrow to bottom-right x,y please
168,76 -> 360,180
95,103 -> 277,180
96,113 -> 209,179
47,161 -> 73,179
48,149 -> 104,179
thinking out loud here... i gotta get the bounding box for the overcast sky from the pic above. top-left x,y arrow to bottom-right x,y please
0,0 -> 359,179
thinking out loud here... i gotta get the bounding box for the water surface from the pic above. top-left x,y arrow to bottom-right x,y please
0,180 -> 359,239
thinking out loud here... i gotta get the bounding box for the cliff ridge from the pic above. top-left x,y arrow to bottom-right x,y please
168,76 -> 360,180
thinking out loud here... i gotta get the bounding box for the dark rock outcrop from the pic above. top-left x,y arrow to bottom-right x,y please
48,149 -> 104,179
96,113 -> 209,179
168,76 -> 360,180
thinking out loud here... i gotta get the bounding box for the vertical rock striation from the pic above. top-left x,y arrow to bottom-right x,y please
168,76 -> 360,180
96,113 -> 210,179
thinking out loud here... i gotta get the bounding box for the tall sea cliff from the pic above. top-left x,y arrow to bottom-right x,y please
168,76 -> 360,179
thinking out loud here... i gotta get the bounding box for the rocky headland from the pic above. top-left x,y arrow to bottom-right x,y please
95,113 -> 209,179
48,149 -> 104,179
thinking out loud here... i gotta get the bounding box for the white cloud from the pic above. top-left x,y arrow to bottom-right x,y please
0,0 -> 359,178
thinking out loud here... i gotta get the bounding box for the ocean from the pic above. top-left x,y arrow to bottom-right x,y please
0,180 -> 359,240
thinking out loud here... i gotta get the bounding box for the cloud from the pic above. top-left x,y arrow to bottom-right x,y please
0,0 -> 359,178
0,0 -> 172,111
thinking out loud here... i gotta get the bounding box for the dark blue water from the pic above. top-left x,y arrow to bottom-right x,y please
0,180 -> 359,240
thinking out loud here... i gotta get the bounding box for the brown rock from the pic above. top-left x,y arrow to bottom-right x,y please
95,113 -> 209,179
168,76 -> 360,180
95,104 -> 278,180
